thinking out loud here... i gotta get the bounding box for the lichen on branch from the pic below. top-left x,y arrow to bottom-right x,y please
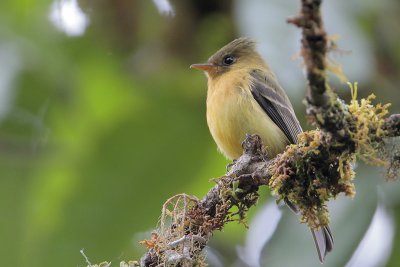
138,135 -> 270,267
269,82 -> 393,229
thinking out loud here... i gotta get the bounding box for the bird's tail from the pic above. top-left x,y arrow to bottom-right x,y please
311,225 -> 334,263
284,198 -> 334,263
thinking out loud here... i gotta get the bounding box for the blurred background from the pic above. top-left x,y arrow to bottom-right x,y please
1,0 -> 400,266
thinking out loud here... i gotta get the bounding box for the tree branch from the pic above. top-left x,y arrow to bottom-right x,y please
288,0 -> 330,108
98,1 -> 400,266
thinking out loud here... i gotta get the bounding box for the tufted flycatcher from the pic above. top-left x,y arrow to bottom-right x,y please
190,37 -> 334,263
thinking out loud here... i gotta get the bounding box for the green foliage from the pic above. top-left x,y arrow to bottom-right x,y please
0,1 -> 223,266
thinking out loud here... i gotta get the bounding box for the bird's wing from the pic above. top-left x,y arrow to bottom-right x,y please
250,70 -> 334,261
249,69 -> 303,144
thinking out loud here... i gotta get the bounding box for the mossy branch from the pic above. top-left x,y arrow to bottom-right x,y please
288,0 -> 330,108
88,0 -> 400,266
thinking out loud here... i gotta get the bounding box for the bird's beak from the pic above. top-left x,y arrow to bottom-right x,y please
190,63 -> 215,72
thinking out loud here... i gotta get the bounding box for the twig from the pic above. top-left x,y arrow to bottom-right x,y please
288,0 -> 329,107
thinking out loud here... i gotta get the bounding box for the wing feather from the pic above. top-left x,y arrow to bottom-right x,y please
250,70 -> 334,261
250,69 -> 302,144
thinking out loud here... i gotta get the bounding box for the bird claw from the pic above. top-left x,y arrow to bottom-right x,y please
231,180 -> 244,200
226,159 -> 237,172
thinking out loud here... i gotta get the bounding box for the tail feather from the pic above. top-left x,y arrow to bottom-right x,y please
284,198 -> 334,263
311,226 -> 334,263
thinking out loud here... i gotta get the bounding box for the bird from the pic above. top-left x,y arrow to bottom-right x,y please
190,37 -> 334,263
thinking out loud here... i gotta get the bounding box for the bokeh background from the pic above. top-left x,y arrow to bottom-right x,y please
1,0 -> 400,266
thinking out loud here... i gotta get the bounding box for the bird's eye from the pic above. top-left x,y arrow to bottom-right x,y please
222,55 -> 235,66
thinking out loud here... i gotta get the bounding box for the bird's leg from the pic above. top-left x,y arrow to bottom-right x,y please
226,159 -> 237,172
262,153 -> 269,162
231,179 -> 244,201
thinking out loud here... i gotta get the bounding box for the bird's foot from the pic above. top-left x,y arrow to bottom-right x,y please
225,159 -> 237,172
232,180 -> 244,201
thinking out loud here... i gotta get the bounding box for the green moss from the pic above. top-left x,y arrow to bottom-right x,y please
269,82 -> 392,229
269,130 -> 356,228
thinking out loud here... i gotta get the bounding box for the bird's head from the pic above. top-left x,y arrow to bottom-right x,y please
190,37 -> 267,79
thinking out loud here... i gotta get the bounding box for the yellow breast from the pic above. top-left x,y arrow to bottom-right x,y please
206,70 -> 289,160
